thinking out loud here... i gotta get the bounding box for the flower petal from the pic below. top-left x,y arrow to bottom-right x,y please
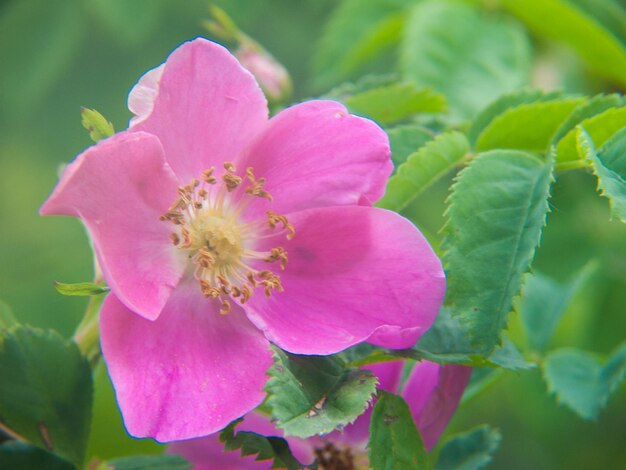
128,64 -> 165,126
239,100 -> 391,214
167,413 -> 314,469
40,131 -> 184,320
402,362 -> 472,450
100,285 -> 273,442
243,206 -> 445,355
132,38 -> 268,181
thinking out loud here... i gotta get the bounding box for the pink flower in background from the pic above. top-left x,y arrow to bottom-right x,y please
168,361 -> 472,469
40,38 -> 446,441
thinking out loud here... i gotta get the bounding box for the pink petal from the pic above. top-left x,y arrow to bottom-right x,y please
402,362 -> 472,451
167,413 -> 315,469
128,64 -> 165,126
40,131 -> 184,320
238,100 -> 391,214
243,206 -> 445,355
132,38 -> 268,181
99,284 -> 274,442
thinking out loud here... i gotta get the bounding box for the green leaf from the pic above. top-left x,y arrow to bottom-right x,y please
54,281 -> 110,297
265,348 -> 377,438
461,368 -> 504,404
556,106 -> 626,163
436,425 -> 502,470
313,0 -> 411,89
519,265 -> 594,352
0,299 -> 18,329
475,98 -> 584,152
107,455 -> 191,470
344,82 -> 446,124
218,419 -> 307,470
468,90 -> 563,146
0,326 -> 92,466
0,441 -> 74,470
322,74 -> 398,101
569,0 -> 626,44
401,0 -> 531,119
368,391 -> 430,470
442,150 -> 553,354
578,127 -> 626,222
543,342 -> 626,420
377,132 -> 469,212
81,108 -> 115,143
550,94 -> 624,145
387,124 -> 435,168
503,0 -> 626,88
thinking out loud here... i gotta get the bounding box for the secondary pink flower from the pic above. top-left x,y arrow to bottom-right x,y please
40,38 -> 445,441
168,361 -> 472,469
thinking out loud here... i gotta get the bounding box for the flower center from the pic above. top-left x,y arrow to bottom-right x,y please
160,162 -> 294,315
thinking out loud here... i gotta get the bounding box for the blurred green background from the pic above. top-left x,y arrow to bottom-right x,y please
1,0 -> 625,468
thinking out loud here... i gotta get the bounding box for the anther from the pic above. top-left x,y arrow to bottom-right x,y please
224,162 -> 236,173
266,247 -> 288,269
223,173 -> 243,191
220,299 -> 231,315
169,233 -> 180,246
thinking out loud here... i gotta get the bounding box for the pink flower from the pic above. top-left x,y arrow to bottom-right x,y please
168,361 -> 472,469
40,38 -> 445,442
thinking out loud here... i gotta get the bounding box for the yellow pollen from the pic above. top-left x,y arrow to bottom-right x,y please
160,163 -> 294,314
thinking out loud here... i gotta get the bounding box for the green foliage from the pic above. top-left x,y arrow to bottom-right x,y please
468,90 -> 563,146
313,0 -> 411,89
106,455 -> 191,470
0,0 -> 84,114
265,348 -> 377,438
435,425 -> 502,470
442,150 -> 553,354
578,127 -> 626,222
556,106 -> 626,163
401,0 -> 530,119
0,441 -> 74,470
543,342 -> 626,420
218,419 -> 306,470
377,132 -> 469,212
475,98 -> 584,152
91,0 -> 163,47
0,299 -> 18,328
387,124 -> 434,167
519,265 -> 594,352
54,281 -> 110,297
0,326 -> 92,466
81,108 -> 115,143
344,82 -> 446,124
368,391 -> 430,470
503,0 -> 626,88
551,94 -> 624,145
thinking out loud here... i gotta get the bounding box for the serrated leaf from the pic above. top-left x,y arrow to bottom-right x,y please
377,132 -> 469,212
0,326 -> 92,465
81,108 -> 115,143
322,74 -> 399,101
519,265 -> 594,352
387,124 -> 434,168
0,299 -> 18,328
401,0 -> 531,119
475,98 -> 584,152
543,342 -> 626,420
468,90 -> 563,146
313,0 -> 411,89
265,348 -> 377,438
54,281 -> 110,296
218,419 -> 306,470
107,454 -> 191,470
0,441 -> 74,470
368,391 -> 430,470
556,106 -> 626,163
436,425 -> 502,470
503,0 -> 626,88
344,83 -> 446,124
550,94 -> 624,145
578,126 -> 626,222
442,150 -> 553,354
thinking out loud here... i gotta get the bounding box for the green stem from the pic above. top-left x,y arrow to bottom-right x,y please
73,294 -> 105,366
